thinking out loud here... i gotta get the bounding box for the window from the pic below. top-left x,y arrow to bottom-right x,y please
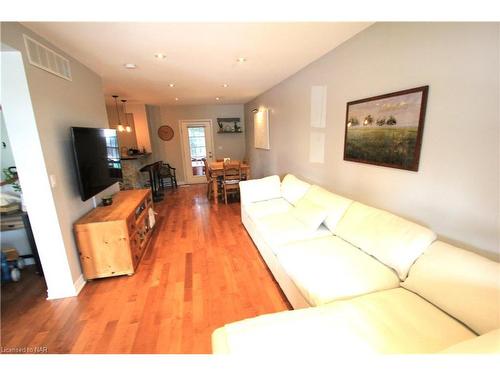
188,127 -> 206,160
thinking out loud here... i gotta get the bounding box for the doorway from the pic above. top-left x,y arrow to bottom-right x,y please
1,107 -> 47,316
179,120 -> 215,184
2,48 -> 76,300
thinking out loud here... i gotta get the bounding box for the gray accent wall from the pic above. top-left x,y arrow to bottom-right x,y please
1,22 -> 118,283
245,22 -> 499,259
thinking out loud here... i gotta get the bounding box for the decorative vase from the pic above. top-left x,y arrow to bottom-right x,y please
102,196 -> 113,206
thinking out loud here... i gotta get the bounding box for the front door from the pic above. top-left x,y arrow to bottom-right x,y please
180,120 -> 215,184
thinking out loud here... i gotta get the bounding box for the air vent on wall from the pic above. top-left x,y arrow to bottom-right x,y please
23,34 -> 72,81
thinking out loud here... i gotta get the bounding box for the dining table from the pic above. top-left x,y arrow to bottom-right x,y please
208,161 -> 251,204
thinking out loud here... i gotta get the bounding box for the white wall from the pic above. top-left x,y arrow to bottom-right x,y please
245,22 -> 499,259
1,112 -> 16,169
128,103 -> 152,153
1,111 -> 19,198
147,103 -> 245,182
1,22 -> 119,297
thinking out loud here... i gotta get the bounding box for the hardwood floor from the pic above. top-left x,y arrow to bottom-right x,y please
0,185 -> 290,354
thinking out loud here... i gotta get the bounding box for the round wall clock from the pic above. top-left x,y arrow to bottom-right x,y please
158,125 -> 174,141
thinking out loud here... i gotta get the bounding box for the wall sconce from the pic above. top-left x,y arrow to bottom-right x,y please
251,108 -> 258,113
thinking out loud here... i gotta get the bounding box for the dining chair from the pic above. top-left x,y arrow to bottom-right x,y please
202,158 -> 214,199
240,160 -> 248,180
222,161 -> 242,204
159,163 -> 178,189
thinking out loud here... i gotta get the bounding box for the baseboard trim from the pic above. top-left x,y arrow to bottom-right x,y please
46,288 -> 76,300
46,274 -> 86,300
73,273 -> 86,295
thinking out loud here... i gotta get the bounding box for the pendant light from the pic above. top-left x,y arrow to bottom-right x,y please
121,99 -> 132,133
113,95 -> 124,132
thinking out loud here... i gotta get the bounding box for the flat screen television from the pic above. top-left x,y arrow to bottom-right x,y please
71,127 -> 122,201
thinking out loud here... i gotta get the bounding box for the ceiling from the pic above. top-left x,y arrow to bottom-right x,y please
23,22 -> 372,106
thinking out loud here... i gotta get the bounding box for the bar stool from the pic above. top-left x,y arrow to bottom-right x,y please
140,161 -> 164,202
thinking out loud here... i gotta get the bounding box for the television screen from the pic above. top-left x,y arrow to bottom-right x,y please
71,127 -> 122,201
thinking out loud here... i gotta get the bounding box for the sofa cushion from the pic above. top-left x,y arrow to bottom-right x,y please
440,329 -> 500,354
401,241 -> 500,335
274,236 -> 400,306
280,174 -> 311,205
302,185 -> 353,232
239,175 -> 281,205
290,198 -> 329,231
334,202 -> 436,280
212,327 -> 230,354
254,213 -> 332,247
244,198 -> 293,221
212,288 -> 476,354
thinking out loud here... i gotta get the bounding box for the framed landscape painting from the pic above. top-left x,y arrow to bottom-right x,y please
343,86 -> 429,171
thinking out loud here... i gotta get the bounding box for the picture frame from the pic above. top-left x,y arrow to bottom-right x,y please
254,108 -> 270,150
343,86 -> 429,171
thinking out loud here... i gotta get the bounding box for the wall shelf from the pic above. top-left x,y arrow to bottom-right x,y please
217,130 -> 243,134
217,117 -> 242,134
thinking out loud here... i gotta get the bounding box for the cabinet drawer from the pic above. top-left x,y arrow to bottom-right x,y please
130,235 -> 141,267
127,215 -> 136,235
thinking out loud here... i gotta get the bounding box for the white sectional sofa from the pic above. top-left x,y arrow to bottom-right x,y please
212,174 -> 500,354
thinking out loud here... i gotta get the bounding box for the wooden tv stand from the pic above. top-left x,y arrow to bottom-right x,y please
74,189 -> 155,280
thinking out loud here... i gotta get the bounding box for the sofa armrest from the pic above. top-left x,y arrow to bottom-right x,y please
211,327 -> 230,354
239,175 -> 282,205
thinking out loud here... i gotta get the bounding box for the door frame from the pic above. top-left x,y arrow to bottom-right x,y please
2,49 -> 76,299
179,119 -> 215,185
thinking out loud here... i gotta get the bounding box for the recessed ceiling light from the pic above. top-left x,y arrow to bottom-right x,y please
175,97 -> 179,101
154,53 -> 166,59
222,83 -> 229,88
215,97 -> 221,101
236,57 -> 246,63
169,83 -> 175,87
123,63 -> 137,69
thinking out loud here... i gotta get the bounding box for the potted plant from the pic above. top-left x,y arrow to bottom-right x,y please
2,167 -> 25,211
102,194 -> 113,206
